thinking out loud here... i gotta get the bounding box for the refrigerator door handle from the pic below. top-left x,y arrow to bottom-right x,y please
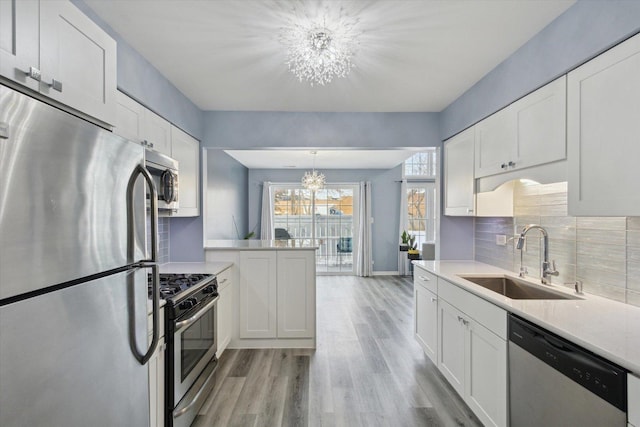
127,164 -> 159,365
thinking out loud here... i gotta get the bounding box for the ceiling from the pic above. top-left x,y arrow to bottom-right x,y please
85,0 -> 575,113
225,149 -> 423,169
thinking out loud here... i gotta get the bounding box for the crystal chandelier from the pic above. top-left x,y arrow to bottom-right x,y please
301,151 -> 325,191
280,7 -> 361,86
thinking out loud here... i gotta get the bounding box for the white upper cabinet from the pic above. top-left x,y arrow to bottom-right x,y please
171,126 -> 200,217
512,76 -> 566,171
475,76 -> 566,178
475,107 -> 515,178
0,0 -> 40,92
568,33 -> 640,216
115,91 -> 145,144
444,127 -> 476,216
142,109 -> 172,156
39,1 -> 116,125
0,0 -> 116,125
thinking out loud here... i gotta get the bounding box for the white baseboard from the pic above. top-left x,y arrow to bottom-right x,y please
373,271 -> 400,276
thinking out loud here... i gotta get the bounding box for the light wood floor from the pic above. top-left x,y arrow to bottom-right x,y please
193,275 -> 482,427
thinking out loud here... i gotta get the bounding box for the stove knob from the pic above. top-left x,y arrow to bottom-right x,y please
203,285 -> 216,294
179,300 -> 194,310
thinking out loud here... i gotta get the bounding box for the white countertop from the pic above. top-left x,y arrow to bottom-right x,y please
413,260 -> 640,374
204,239 -> 319,250
159,261 -> 233,275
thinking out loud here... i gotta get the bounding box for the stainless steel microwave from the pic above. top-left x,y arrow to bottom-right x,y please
144,149 -> 179,214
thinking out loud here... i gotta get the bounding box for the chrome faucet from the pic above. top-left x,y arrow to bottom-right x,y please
516,224 -> 559,284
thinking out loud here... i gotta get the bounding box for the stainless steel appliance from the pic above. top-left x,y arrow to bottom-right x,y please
145,148 -> 179,214
0,85 -> 161,426
154,274 -> 219,427
509,314 -> 627,426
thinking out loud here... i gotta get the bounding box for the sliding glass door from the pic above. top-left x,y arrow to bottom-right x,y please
272,184 -> 359,274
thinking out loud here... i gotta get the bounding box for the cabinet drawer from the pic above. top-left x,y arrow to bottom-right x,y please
217,266 -> 232,291
414,267 -> 438,294
147,306 -> 165,339
438,279 -> 506,339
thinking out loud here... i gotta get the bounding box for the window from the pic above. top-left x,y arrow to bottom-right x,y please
404,149 -> 437,178
406,182 -> 437,248
272,184 -> 359,274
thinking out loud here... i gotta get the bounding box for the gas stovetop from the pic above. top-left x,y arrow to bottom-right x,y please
147,273 -> 215,300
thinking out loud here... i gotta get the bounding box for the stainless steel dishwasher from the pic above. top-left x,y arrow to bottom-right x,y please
508,314 -> 627,426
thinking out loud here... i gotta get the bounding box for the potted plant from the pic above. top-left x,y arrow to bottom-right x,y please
407,235 -> 420,260
400,230 -> 410,251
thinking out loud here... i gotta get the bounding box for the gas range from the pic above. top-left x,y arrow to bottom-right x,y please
148,273 -> 219,319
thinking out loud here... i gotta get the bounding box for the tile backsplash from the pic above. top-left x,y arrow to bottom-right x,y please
146,216 -> 170,264
475,181 -> 640,307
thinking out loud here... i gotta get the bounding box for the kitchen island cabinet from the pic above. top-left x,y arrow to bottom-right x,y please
205,240 -> 317,349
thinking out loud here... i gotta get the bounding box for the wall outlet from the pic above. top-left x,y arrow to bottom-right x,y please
496,234 -> 507,246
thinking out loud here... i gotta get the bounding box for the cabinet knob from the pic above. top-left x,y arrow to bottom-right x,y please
419,276 -> 430,281
19,66 -> 41,81
47,78 -> 63,92
430,297 -> 437,303
467,208 -> 474,213
508,161 -> 516,167
501,163 -> 507,169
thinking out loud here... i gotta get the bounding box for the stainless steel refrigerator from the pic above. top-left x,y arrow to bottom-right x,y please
0,84 -> 161,426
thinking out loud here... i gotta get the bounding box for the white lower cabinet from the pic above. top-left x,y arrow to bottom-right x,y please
630,374 -> 640,427
216,267 -> 233,357
276,250 -> 316,338
414,283 -> 438,363
417,275 -> 507,427
148,337 -> 165,427
238,250 -> 315,341
147,307 -> 165,427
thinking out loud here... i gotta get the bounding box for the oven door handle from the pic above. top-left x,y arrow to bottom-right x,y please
175,296 -> 219,332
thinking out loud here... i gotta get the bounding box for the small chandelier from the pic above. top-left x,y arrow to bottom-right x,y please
301,151 -> 325,191
279,7 -> 361,86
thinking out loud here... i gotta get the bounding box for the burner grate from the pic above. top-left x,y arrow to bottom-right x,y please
147,273 -> 213,299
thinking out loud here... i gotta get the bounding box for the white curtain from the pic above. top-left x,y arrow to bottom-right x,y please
260,181 -> 273,240
356,181 -> 372,277
398,179 -> 409,275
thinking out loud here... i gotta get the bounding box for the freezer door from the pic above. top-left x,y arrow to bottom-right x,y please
0,269 -> 150,427
0,85 -> 146,300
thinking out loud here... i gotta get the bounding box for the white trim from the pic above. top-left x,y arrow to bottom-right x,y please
373,271 -> 400,276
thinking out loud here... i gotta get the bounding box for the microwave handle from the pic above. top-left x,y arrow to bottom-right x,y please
126,164 -> 159,365
161,169 -> 177,202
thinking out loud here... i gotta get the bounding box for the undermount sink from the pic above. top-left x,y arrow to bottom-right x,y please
457,275 -> 580,300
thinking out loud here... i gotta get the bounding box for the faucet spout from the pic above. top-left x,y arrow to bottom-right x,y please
517,224 -> 558,284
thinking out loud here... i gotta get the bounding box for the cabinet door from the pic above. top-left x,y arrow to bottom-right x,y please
148,337 -> 165,427
0,0 -> 39,91
512,76 -> 566,170
474,107 -> 515,178
115,91 -> 145,144
239,251 -> 277,339
39,0 -> 116,125
142,109 -> 172,156
216,277 -> 232,357
171,126 -> 200,217
465,321 -> 507,427
444,127 -> 476,216
568,33 -> 640,216
276,251 -> 315,338
438,299 -> 466,396
629,374 -> 640,427
415,285 -> 438,363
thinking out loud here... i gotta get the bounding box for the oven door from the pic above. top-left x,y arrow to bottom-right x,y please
173,297 -> 217,404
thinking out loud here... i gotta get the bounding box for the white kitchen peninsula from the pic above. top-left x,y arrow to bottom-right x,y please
205,240 -> 318,349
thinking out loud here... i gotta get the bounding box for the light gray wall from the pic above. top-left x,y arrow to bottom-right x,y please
440,0 -> 640,140
72,0 -> 203,139
248,167 -> 402,272
202,112 -> 440,148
